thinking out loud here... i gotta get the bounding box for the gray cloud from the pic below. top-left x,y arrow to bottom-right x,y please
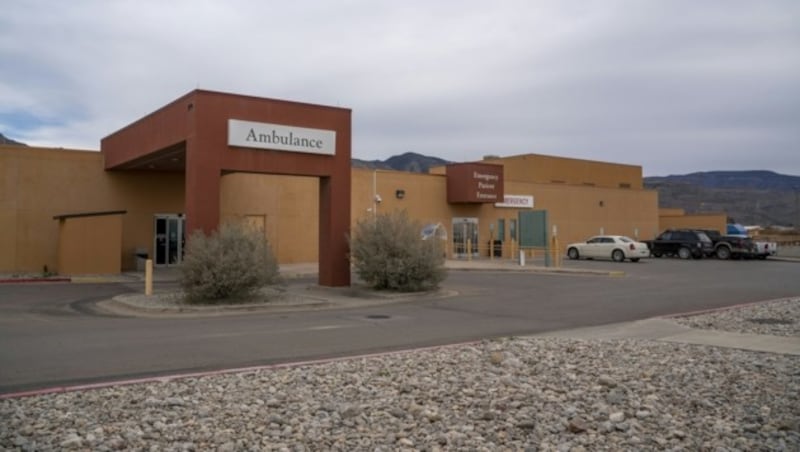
1,0 -> 798,176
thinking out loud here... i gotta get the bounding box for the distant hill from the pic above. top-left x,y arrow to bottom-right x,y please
352,152 -> 450,173
644,171 -> 800,227
646,170 -> 800,191
0,133 -> 27,146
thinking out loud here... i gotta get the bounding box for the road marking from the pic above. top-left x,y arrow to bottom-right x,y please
307,324 -> 348,331
190,324 -> 353,340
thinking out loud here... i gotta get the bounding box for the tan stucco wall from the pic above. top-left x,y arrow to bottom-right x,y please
352,167 -> 659,256
659,208 -> 686,217
352,169 -> 450,227
220,173 -> 320,263
0,145 -> 184,273
506,181 -> 659,243
57,214 -> 123,274
1,145 -> 662,273
471,154 -> 643,189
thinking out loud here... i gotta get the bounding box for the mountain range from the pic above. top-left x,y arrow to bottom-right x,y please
0,132 -> 27,146
643,171 -> 800,227
352,152 -> 450,173
4,134 -> 797,227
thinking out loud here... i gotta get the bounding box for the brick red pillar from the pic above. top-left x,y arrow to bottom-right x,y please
319,174 -> 351,287
184,137 -> 221,236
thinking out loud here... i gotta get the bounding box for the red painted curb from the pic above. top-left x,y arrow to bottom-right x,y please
0,278 -> 71,284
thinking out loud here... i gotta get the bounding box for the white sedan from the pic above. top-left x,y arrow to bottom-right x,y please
566,235 -> 650,263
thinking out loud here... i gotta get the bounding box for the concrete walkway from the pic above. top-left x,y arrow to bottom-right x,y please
535,317 -> 800,356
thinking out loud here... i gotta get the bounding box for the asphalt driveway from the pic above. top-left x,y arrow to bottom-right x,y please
1,257 -> 798,393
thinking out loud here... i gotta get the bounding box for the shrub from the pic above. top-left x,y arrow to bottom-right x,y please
349,210 -> 446,291
180,221 -> 280,304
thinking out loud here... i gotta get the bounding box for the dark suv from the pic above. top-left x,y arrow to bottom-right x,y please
644,229 -> 714,259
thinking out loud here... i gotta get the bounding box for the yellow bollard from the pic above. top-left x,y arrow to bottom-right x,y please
551,237 -> 560,267
145,258 -> 153,296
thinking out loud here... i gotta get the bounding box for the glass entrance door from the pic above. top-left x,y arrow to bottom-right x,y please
154,214 -> 186,266
452,217 -> 479,259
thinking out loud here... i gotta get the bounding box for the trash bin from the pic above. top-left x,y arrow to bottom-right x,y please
135,249 -> 148,271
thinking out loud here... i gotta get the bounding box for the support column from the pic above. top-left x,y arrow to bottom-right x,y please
184,138 -> 221,236
319,175 -> 351,287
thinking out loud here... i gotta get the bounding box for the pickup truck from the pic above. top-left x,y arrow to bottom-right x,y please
697,229 -> 757,260
724,224 -> 778,259
644,229 -> 715,259
751,240 -> 779,259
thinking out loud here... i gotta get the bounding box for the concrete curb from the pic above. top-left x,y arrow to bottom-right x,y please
0,277 -> 71,284
96,287 -> 460,318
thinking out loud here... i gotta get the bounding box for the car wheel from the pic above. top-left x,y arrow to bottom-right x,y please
612,249 -> 625,262
630,258 -> 640,263
567,247 -> 580,260
678,247 -> 692,260
715,246 -> 731,260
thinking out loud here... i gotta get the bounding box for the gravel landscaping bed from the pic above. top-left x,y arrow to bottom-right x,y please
2,299 -> 799,451
672,297 -> 800,337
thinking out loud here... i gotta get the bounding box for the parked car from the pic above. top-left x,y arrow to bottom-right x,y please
696,229 -> 757,260
566,235 -> 650,262
643,229 -> 714,259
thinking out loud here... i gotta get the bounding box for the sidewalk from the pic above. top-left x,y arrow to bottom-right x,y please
535,317 -> 800,356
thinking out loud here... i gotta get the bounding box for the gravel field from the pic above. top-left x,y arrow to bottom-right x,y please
672,298 -> 800,337
2,298 -> 798,451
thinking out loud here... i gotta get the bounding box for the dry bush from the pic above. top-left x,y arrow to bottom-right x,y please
180,221 -> 279,304
349,210 -> 446,291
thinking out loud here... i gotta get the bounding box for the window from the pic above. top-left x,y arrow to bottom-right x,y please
497,219 -> 505,241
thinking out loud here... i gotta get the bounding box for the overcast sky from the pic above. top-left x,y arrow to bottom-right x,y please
1,0 -> 798,176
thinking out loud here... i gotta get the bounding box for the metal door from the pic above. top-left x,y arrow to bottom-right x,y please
452,217 -> 479,259
154,214 -> 185,266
